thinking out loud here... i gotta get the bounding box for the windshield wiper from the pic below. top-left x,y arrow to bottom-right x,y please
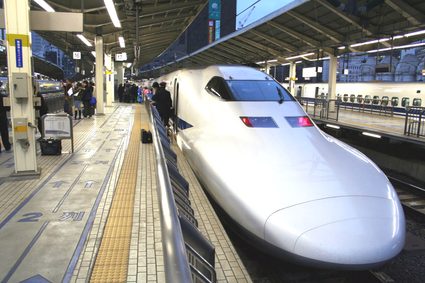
277,87 -> 284,104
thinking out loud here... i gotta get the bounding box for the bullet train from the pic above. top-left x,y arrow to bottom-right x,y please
158,65 -> 405,269
295,82 -> 424,111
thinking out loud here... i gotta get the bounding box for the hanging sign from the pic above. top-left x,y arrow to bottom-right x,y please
208,0 -> 221,20
73,51 -> 81,60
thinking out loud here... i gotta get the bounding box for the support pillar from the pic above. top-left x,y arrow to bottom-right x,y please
289,62 -> 296,96
4,0 -> 38,175
116,62 -> 124,86
95,36 -> 105,114
328,54 -> 337,111
104,53 -> 114,106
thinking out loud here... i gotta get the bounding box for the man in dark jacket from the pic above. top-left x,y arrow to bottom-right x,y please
152,82 -> 172,126
0,94 -> 11,152
81,81 -> 93,118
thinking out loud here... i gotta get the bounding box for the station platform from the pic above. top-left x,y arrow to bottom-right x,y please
0,104 -> 251,283
307,108 -> 425,145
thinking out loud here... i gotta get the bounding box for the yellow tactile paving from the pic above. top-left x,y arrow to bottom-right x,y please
90,106 -> 141,283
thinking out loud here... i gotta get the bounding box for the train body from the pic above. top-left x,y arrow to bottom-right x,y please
295,82 -> 424,108
157,65 -> 405,269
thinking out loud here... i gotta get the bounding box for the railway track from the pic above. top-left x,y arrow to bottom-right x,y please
388,175 -> 425,220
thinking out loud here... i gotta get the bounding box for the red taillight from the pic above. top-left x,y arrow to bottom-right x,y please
240,117 -> 278,128
241,117 -> 253,127
298,116 -> 313,127
285,116 -> 314,127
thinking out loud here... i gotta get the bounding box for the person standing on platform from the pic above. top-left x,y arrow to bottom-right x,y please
81,80 -> 93,118
117,83 -> 124,102
73,82 -> 83,119
152,82 -> 172,126
0,90 -> 11,152
63,79 -> 73,116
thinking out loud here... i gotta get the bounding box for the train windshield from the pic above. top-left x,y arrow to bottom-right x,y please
226,80 -> 294,102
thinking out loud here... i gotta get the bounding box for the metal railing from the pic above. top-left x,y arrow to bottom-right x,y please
149,106 -> 193,283
338,98 -> 395,116
148,104 -> 216,283
404,106 -> 425,138
297,98 -> 340,121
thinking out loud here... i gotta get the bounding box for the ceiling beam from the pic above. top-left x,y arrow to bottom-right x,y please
225,40 -> 270,58
266,21 -> 321,48
235,36 -> 284,58
286,10 -> 344,43
314,0 -> 376,36
248,29 -> 296,52
384,0 -> 425,26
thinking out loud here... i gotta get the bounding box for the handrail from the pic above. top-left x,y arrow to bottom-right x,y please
148,105 -> 193,283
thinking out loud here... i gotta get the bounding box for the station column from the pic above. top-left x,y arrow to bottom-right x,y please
327,54 -> 337,111
289,62 -> 296,96
4,0 -> 38,175
104,53 -> 114,107
95,36 -> 105,114
116,62 -> 124,86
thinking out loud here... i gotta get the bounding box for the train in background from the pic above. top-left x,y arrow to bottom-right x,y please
0,77 -> 64,113
294,82 -> 424,112
157,65 -> 405,269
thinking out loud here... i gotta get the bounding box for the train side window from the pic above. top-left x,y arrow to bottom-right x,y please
205,77 -> 232,100
356,95 -> 363,103
364,95 -> 371,103
343,94 -> 348,102
401,97 -> 410,107
391,97 -> 399,107
413,98 -> 422,107
381,96 -> 389,106
349,94 -> 355,103
372,95 -> 380,104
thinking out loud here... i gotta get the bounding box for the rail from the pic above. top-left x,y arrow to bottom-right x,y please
148,104 -> 216,283
149,106 -> 193,283
297,98 -> 340,121
404,106 -> 425,138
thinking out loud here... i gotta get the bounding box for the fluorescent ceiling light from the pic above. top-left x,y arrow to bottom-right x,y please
281,63 -> 290,66
118,36 -> 125,48
405,30 -> 425,37
350,38 -> 390,47
338,46 -> 346,50
326,124 -> 340,129
104,0 -> 121,28
267,59 -> 278,63
367,42 -> 425,53
362,132 -> 381,139
256,61 -> 265,65
286,52 -> 315,60
295,61 -> 302,64
91,51 -> 96,57
34,0 -> 55,12
77,34 -> 92,47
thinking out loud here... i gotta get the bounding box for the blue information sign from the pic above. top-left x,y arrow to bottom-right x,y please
208,0 -> 221,20
15,39 -> 23,68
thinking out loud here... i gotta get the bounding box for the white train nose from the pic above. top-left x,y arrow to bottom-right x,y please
264,196 -> 405,266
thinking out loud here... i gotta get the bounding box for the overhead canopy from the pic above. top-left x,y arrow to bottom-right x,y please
144,0 -> 425,76
32,0 -> 208,67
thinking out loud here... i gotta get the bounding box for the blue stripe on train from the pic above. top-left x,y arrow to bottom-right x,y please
177,117 -> 193,130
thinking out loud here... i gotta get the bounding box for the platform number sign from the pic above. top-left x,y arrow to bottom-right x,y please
73,52 -> 81,60
15,39 -> 23,68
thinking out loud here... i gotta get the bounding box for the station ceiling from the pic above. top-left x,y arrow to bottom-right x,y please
145,0 -> 425,76
33,0 -> 208,68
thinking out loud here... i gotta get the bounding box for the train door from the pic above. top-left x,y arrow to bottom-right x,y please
173,78 -> 179,133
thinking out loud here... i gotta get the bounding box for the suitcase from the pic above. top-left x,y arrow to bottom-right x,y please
141,129 -> 152,144
40,138 -> 62,155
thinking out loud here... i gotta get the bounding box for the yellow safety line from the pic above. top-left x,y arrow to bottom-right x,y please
90,105 -> 141,283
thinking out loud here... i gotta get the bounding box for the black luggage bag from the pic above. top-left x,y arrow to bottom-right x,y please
40,138 -> 62,155
141,129 -> 153,144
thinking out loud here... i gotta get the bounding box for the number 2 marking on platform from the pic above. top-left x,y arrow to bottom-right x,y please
18,212 -> 43,222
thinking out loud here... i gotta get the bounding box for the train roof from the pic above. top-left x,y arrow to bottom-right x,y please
200,65 -> 272,81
